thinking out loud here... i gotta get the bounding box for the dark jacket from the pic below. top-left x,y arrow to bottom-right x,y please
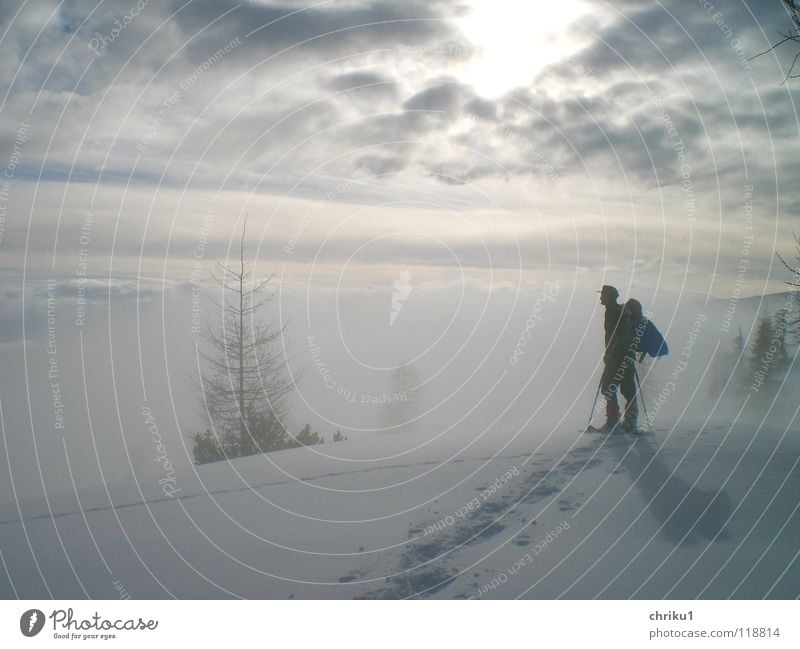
605,301 -> 641,366
604,302 -> 623,355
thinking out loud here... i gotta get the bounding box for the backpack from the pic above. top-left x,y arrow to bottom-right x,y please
624,299 -> 668,358
640,319 -> 669,358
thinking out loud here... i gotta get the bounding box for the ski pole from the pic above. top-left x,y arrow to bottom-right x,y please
585,374 -> 602,431
633,364 -> 654,434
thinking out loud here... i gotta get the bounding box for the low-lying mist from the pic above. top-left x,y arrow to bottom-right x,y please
1,270 -> 797,506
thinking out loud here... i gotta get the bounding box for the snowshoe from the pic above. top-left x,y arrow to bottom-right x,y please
585,420 -> 646,435
585,419 -> 620,434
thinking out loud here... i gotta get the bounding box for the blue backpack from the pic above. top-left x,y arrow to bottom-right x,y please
639,318 -> 668,358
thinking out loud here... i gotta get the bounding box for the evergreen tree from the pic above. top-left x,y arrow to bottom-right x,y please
749,313 -> 772,370
771,309 -> 790,378
291,423 -> 324,446
726,324 -> 752,390
749,312 -> 777,401
777,232 -> 800,344
247,407 -> 293,453
731,323 -> 751,392
191,429 -> 225,464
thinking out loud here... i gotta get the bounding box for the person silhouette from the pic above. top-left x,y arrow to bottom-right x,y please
598,286 -> 639,432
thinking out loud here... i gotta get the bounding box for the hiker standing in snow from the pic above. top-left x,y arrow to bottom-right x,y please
598,286 -> 640,432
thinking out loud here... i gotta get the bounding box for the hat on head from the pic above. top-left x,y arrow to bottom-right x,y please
598,285 -> 619,298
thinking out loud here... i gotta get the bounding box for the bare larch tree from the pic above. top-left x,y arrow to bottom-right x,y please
196,218 -> 295,458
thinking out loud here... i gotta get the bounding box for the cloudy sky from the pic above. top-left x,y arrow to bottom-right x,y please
0,0 -> 797,298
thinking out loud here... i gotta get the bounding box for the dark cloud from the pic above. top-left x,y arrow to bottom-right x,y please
463,96 -> 497,120
0,0 -> 798,285
174,0 -> 461,57
2,0 -> 790,195
402,78 -> 473,111
325,69 -> 397,93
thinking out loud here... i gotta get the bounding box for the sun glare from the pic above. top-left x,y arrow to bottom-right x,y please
458,0 -> 588,97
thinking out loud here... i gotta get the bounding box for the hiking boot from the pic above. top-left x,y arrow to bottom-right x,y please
599,417 -> 619,433
621,416 -> 638,433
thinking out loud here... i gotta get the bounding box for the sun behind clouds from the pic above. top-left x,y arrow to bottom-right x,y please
457,0 -> 588,96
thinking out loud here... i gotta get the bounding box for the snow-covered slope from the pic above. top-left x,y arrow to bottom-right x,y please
1,420 -> 797,599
